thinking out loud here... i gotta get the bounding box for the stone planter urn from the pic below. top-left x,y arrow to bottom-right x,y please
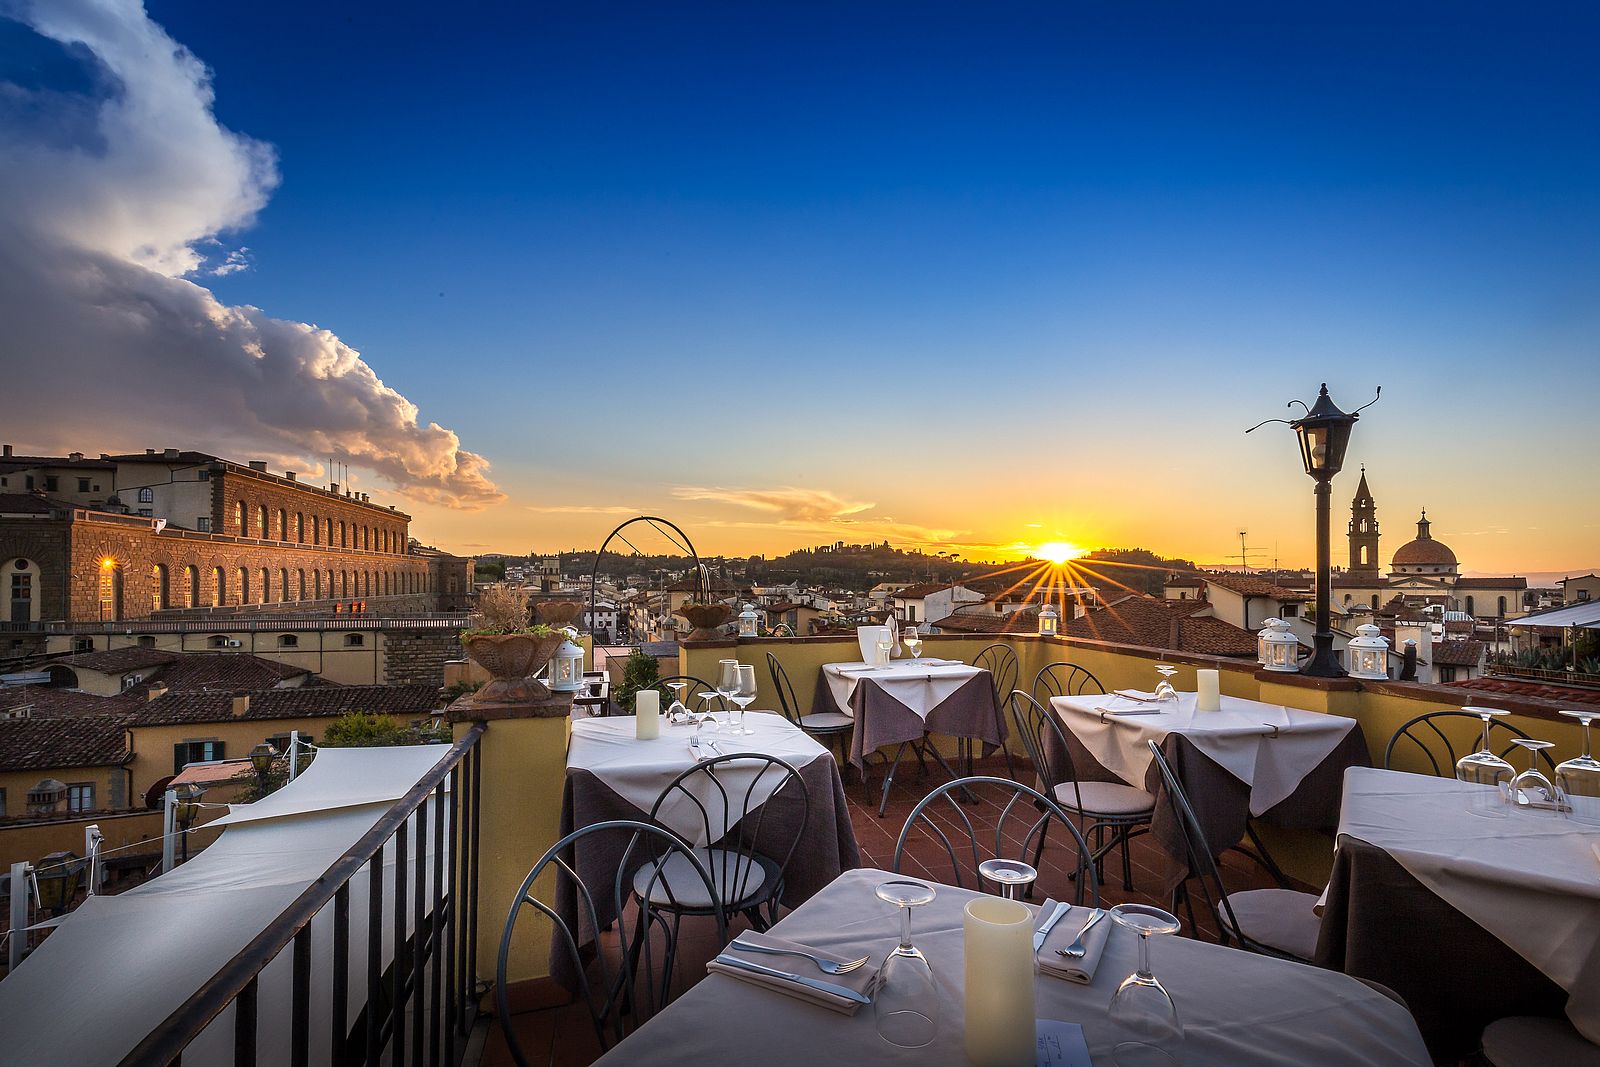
462,631 -> 565,704
535,600 -> 583,628
679,603 -> 732,642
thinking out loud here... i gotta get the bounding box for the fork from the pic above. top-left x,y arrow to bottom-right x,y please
1056,909 -> 1106,959
729,937 -> 869,975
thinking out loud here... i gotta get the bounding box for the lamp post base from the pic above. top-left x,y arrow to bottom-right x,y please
1301,634 -> 1347,678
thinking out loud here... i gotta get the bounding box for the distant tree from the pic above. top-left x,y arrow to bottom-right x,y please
475,560 -> 506,581
615,648 -> 661,712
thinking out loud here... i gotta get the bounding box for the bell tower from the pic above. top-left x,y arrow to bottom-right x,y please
1348,466 -> 1380,578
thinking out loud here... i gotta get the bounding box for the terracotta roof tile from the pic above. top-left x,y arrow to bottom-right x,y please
59,647 -> 180,672
1431,640 -> 1485,667
1447,676 -> 1600,708
1063,596 -> 1259,657
129,684 -> 441,726
1201,573 -> 1312,601
0,714 -> 130,772
120,652 -> 313,698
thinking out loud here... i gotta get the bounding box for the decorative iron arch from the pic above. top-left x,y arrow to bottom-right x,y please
588,516 -> 703,647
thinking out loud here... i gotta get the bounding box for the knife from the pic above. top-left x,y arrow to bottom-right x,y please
712,953 -> 871,1004
1032,901 -> 1070,953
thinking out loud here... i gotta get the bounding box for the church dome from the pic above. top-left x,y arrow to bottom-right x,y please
1392,511 -> 1457,567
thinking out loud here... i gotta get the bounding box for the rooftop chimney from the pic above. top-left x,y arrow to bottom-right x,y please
147,683 -> 169,702
164,448 -> 180,460
285,471 -> 296,481
231,693 -> 250,718
330,482 -> 340,495
248,460 -> 268,472
2,444 -> 11,457
145,448 -> 156,455
69,451 -> 83,461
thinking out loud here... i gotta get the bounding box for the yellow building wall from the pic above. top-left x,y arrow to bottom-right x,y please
0,764 -> 126,825
126,717 -> 341,802
45,631 -> 390,685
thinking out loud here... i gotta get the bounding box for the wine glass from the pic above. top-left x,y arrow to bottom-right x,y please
1555,710 -> 1600,826
1108,904 -> 1184,1066
665,680 -> 690,725
905,629 -> 924,663
716,660 -> 739,720
1457,707 -> 1514,818
874,880 -> 939,1048
696,691 -> 724,731
730,664 -> 758,736
876,634 -> 894,667
1507,738 -> 1564,816
1153,664 -> 1179,703
977,858 -> 1037,900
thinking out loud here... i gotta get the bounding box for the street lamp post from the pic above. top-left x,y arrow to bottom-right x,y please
1249,383 -> 1379,678
249,742 -> 276,797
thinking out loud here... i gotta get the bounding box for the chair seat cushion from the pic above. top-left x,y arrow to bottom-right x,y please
800,711 -> 852,731
1482,1016 -> 1600,1066
1218,888 -> 1322,961
1053,780 -> 1156,817
632,848 -> 771,909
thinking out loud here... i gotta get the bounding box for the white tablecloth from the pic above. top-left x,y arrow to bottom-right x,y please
820,660 -> 981,721
1051,692 -> 1357,816
1334,767 -> 1600,1041
567,714 -> 827,848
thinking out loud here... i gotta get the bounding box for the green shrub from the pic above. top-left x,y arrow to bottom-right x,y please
615,648 -> 661,713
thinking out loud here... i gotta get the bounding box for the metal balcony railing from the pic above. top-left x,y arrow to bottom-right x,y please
118,724 -> 486,1067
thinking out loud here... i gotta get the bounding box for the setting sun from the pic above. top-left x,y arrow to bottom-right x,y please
1033,541 -> 1087,564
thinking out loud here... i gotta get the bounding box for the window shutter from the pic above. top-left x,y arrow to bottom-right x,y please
174,742 -> 187,775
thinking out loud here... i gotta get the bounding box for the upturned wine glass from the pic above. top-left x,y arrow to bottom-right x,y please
1555,710 -> 1600,825
977,857 -> 1037,900
665,679 -> 690,724
1508,738 -> 1564,816
1457,707 -> 1514,818
875,880 -> 939,1048
1153,664 -> 1179,703
1108,904 -> 1184,1066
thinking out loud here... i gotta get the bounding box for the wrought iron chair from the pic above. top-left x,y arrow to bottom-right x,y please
1032,661 -> 1107,701
1147,739 -> 1320,961
964,643 -> 1018,778
632,752 -> 810,969
655,675 -> 727,715
1383,710 -> 1555,775
1009,690 -> 1153,891
496,819 -> 725,1063
766,652 -> 853,764
892,776 -> 1102,907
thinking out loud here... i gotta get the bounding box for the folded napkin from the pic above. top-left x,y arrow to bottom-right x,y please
1035,900 -> 1111,985
708,931 -> 882,1015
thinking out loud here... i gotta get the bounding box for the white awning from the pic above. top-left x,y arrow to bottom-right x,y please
1507,603 -> 1600,630
0,744 -> 452,1066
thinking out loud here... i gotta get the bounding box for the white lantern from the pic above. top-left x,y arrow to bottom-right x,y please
1037,603 -> 1060,638
1258,618 -> 1299,672
738,602 -> 761,639
1347,623 -> 1390,680
549,629 -> 584,692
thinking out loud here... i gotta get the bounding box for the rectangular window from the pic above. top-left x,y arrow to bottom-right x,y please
137,508 -> 153,517
78,478 -> 91,492
44,475 -> 58,491
198,469 -> 210,481
0,787 -> 6,818
197,517 -> 211,531
138,487 -> 154,503
67,783 -> 95,812
1579,590 -> 1591,603
173,739 -> 226,774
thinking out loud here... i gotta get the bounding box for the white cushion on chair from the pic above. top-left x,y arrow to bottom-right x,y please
632,848 -> 768,909
800,712 -> 852,731
1482,1016 -> 1600,1066
1053,780 -> 1155,817
1218,888 -> 1322,961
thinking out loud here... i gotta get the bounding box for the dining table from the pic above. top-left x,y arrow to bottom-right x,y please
1048,691 -> 1369,890
1314,766 -> 1600,1061
552,711 -> 860,989
593,866 -> 1432,1066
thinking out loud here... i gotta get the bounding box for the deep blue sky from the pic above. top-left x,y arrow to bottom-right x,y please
36,3 -> 1600,564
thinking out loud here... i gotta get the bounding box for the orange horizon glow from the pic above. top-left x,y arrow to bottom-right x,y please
1032,541 -> 1087,564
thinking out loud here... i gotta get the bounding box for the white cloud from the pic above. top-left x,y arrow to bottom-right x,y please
672,486 -> 874,524
0,0 -> 505,509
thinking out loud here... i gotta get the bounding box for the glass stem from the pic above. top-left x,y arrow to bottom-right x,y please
1481,716 -> 1492,753
898,904 -> 914,952
1137,930 -> 1153,978
1584,720 -> 1593,760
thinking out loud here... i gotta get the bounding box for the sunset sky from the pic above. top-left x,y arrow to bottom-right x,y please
3,2 -> 1597,575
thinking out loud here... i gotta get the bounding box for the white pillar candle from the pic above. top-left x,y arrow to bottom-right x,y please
1196,668 -> 1221,712
962,896 -> 1036,1067
635,688 -> 660,739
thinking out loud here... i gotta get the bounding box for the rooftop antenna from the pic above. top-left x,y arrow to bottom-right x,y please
1236,529 -> 1266,573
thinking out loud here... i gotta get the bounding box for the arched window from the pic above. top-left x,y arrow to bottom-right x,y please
363,526 -> 371,551
259,567 -> 270,604
297,569 -> 306,600
184,565 -> 199,608
295,513 -> 305,543
1370,594 -> 1379,609
212,567 -> 225,607
345,633 -> 364,647
339,521 -> 346,548
312,516 -> 321,545
1498,595 -> 1507,616
325,518 -> 333,545
341,570 -> 349,597
313,570 -> 323,599
152,564 -> 168,611
279,567 -> 290,602
1465,595 -> 1475,615
278,634 -> 299,648
5,558 -> 38,624
257,505 -> 268,540
237,567 -> 249,605
275,509 -> 287,540
98,562 -> 122,621
236,499 -> 247,535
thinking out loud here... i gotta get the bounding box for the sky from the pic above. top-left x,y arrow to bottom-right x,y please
2,1 -> 1597,575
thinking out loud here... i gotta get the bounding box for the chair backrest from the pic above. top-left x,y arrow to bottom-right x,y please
656,675 -> 726,713
496,819 -> 725,1063
1033,661 -> 1106,701
973,643 -> 1018,703
891,775 -> 1101,906
765,652 -> 802,726
1144,739 -> 1241,944
1008,690 -> 1086,806
1383,710 -> 1552,776
649,752 -> 810,914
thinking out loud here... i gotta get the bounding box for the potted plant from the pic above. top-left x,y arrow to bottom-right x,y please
614,647 -> 662,713
679,600 -> 732,641
461,584 -> 563,703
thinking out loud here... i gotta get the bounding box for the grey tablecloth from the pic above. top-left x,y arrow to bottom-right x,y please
1047,722 -> 1370,893
551,753 -> 860,990
594,867 -> 1431,1066
812,669 -> 1006,770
